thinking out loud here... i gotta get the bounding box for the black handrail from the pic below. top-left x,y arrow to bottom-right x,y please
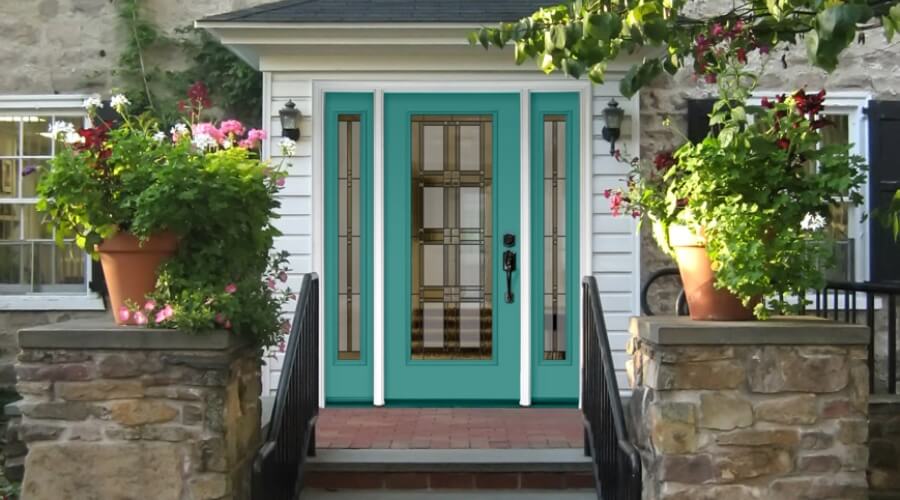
815,280 -> 900,394
582,276 -> 642,500
639,267 -> 688,317
252,273 -> 319,500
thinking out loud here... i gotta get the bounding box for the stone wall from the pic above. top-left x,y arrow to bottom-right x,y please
0,0 -> 270,95
13,321 -> 261,500
869,394 -> 900,498
628,316 -> 871,500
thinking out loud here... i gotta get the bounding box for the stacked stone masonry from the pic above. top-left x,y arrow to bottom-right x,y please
869,395 -> 900,499
628,317 -> 871,500
13,324 -> 261,500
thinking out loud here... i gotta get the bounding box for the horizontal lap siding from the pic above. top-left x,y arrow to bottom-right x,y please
591,87 -> 639,390
265,73 -> 315,395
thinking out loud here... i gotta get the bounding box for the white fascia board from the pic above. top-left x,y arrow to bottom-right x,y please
0,94 -> 89,110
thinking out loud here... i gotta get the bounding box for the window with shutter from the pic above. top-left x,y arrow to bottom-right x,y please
868,101 -> 900,283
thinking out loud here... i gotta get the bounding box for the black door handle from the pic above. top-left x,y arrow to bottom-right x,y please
503,249 -> 516,303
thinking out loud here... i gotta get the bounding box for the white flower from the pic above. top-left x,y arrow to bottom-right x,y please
63,131 -> 85,145
191,132 -> 217,151
800,212 -> 827,231
222,139 -> 233,150
170,123 -> 188,141
110,94 -> 130,111
279,138 -> 297,157
82,95 -> 102,111
43,120 -> 76,140
152,131 -> 166,142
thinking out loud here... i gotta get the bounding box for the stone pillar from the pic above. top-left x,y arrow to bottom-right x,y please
14,320 -> 261,500
869,394 -> 900,497
627,316 -> 870,500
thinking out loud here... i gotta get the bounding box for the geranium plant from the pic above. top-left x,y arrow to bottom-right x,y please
37,83 -> 299,347
607,24 -> 866,318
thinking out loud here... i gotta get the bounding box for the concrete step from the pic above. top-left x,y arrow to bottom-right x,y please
305,449 -> 595,490
301,489 -> 597,499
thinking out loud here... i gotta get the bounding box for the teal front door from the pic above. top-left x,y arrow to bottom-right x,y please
384,93 -> 521,403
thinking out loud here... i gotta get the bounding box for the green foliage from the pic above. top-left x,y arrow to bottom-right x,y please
608,45 -> 866,318
37,98 -> 291,348
472,0 -> 897,97
114,0 -> 261,126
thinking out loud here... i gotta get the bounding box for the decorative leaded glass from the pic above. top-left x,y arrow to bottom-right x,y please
338,115 -> 362,360
543,116 -> 567,360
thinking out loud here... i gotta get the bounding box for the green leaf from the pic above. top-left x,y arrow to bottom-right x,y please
766,0 -> 784,21
584,13 -> 613,41
551,25 -> 568,49
478,29 -> 491,49
730,106 -> 747,123
562,58 -> 586,78
588,62 -> 607,84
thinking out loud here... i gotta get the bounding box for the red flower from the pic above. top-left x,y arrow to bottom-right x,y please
653,151 -> 676,172
794,88 -> 826,117
613,149 -> 622,161
761,97 -> 774,109
777,137 -> 791,150
187,81 -> 212,108
736,48 -> 747,64
603,188 -> 613,199
811,118 -> 833,130
704,73 -> 717,84
710,23 -> 725,38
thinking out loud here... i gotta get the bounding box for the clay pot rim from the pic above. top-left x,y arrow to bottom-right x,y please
95,231 -> 178,253
667,223 -> 705,248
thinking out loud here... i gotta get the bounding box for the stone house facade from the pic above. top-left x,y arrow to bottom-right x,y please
0,0 -> 898,403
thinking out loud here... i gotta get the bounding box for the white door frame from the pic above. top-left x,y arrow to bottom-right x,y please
312,75 -> 595,407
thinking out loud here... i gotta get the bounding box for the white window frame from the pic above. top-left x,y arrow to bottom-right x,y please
0,95 -> 104,311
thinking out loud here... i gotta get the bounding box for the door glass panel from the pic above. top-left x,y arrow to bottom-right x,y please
543,117 -> 567,361
411,115 -> 492,360
337,115 -> 361,360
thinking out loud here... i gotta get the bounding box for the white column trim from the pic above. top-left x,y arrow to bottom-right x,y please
578,86 -> 594,410
373,89 -> 386,406
312,82 -> 326,408
519,91 -> 532,407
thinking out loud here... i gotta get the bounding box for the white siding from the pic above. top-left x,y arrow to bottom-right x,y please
262,72 -> 315,395
590,86 -> 640,390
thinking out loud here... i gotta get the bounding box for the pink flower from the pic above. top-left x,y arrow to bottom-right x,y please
247,129 -> 267,142
278,271 -> 288,283
193,123 -> 224,144
267,278 -> 276,290
710,23 -> 724,38
224,283 -> 237,294
133,311 -> 148,326
278,340 -> 287,353
603,188 -> 613,199
224,320 -> 232,329
610,192 -> 624,217
238,139 -> 253,149
215,313 -> 226,325
118,306 -> 131,323
276,177 -> 286,187
143,300 -> 156,312
219,120 -> 245,138
281,320 -> 291,333
154,304 -> 175,324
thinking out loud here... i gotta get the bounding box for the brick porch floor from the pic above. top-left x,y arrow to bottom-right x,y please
315,408 -> 584,449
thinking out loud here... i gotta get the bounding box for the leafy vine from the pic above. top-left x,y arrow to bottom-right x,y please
113,0 -> 261,126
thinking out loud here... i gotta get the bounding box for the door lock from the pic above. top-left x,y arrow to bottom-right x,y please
503,233 -> 516,304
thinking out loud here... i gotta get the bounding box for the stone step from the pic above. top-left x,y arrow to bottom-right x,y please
300,488 -> 597,499
305,449 -> 595,490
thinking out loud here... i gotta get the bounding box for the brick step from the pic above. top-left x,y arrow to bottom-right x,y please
305,449 -> 595,490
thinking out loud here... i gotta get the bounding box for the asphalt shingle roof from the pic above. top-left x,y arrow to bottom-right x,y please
200,0 -> 551,23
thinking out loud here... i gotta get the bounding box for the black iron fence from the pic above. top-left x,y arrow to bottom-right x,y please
582,276 -> 642,500
640,267 -> 900,395
252,273 -> 319,500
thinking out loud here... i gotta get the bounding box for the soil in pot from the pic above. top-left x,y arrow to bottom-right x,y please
96,231 -> 177,325
669,224 -> 756,321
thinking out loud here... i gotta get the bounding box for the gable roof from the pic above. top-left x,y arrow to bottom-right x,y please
200,0 -> 548,23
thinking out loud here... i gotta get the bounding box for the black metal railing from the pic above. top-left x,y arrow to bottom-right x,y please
252,273 -> 319,500
814,280 -> 900,394
582,276 -> 642,500
639,268 -> 900,395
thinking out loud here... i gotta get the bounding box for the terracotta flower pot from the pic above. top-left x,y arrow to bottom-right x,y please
668,224 -> 756,321
96,231 -> 178,325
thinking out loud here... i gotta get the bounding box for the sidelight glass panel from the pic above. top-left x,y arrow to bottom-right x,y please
543,117 -> 567,360
411,115 -> 493,360
337,115 -> 362,360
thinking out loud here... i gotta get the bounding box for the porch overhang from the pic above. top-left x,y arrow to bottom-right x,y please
194,20 -> 654,75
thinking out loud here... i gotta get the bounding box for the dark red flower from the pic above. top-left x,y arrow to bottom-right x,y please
187,81 -> 212,107
613,149 -> 622,161
736,47 -> 747,64
631,210 -> 641,219
653,151 -> 676,172
777,137 -> 791,150
761,97 -> 774,109
811,118 -> 833,130
603,188 -> 613,199
75,123 -> 110,152
704,73 -> 717,84
758,44 -> 771,55
731,19 -> 745,35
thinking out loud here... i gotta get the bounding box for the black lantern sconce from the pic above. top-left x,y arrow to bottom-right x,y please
279,100 -> 301,141
601,99 -> 625,155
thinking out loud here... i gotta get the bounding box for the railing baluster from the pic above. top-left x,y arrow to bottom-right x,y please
867,292 -> 876,393
889,294 -> 897,394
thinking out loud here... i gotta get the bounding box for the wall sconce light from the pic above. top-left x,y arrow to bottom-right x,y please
601,99 -> 625,155
279,100 -> 301,141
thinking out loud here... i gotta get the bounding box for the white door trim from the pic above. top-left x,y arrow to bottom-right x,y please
314,76 -> 595,407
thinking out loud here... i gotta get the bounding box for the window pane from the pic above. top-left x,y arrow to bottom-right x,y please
0,160 -> 15,198
0,119 -> 18,156
543,117 -> 567,361
22,205 -> 52,239
337,115 -> 362,361
21,160 -> 46,198
0,241 -> 30,293
22,116 -> 52,156
0,204 -> 21,240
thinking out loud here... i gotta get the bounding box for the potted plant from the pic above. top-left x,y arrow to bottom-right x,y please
37,84 -> 296,346
607,23 -> 866,320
